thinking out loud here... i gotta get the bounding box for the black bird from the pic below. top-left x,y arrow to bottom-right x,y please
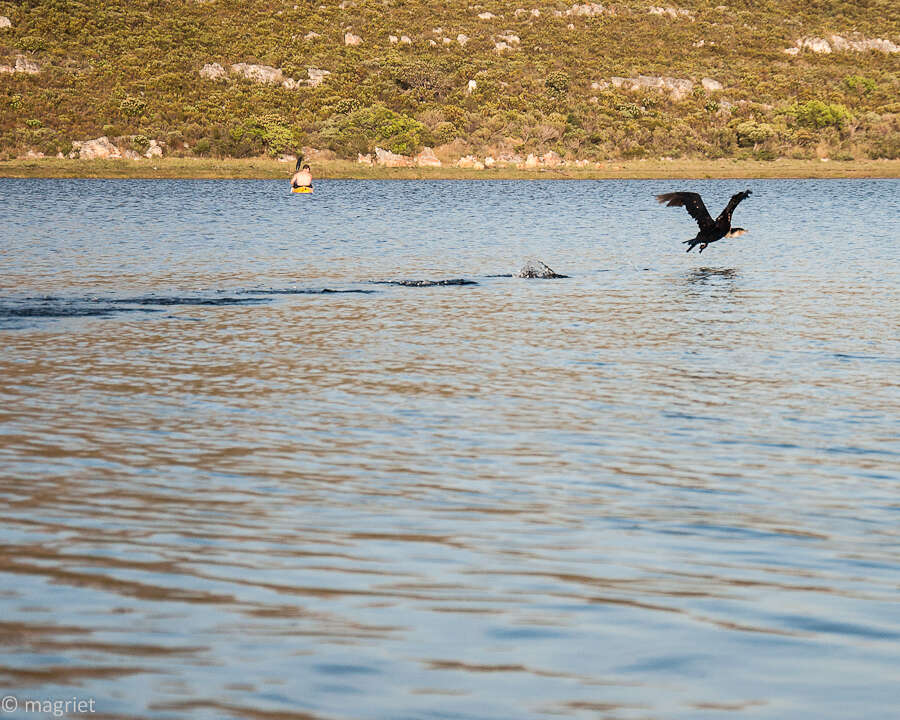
656,189 -> 752,253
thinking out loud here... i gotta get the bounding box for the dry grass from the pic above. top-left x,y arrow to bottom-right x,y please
2,156 -> 899,180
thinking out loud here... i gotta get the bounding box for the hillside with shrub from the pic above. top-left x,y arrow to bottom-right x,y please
1,0 -> 898,163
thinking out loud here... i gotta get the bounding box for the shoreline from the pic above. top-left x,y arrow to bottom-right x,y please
2,157 -> 899,180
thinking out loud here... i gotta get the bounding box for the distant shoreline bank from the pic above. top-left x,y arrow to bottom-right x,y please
2,157 -> 899,180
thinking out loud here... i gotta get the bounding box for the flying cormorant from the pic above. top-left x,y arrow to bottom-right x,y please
656,189 -> 752,253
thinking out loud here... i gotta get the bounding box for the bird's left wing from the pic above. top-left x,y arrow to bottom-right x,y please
716,189 -> 752,225
656,192 -> 715,231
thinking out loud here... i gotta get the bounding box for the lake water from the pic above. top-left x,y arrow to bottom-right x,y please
0,178 -> 898,720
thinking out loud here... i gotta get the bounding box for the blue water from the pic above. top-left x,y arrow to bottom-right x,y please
0,178 -> 898,719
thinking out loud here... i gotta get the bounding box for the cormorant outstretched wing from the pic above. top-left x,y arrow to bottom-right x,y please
715,189 -> 752,225
656,192 -> 715,231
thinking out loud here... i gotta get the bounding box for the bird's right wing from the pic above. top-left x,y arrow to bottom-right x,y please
656,192 -> 715,231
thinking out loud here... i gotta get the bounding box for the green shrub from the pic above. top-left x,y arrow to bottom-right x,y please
119,96 -> 147,118
790,101 -> 851,129
545,72 -> 569,96
322,104 -> 427,155
193,138 -> 211,156
434,121 -> 458,144
735,120 -> 777,147
131,134 -> 150,153
845,76 -> 876,94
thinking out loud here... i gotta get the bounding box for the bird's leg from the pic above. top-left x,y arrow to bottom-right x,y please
698,243 -> 708,254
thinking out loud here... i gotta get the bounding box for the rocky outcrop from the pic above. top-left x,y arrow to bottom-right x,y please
304,31 -> 321,40
541,150 -> 562,168
701,77 -> 723,91
307,67 -> 330,87
497,33 -> 520,45
516,259 -> 567,279
415,147 -> 441,167
70,137 -> 121,160
567,3 -> 611,17
200,62 -> 226,80
344,31 -> 362,45
457,33 -> 469,46
611,75 -> 693,101
456,155 -> 484,169
648,6 -> 693,19
230,63 -> 284,84
787,34 -> 899,54
145,139 -> 163,158
357,153 -> 374,166
478,12 -> 497,19
466,79 -> 477,94
374,147 -> 415,167
0,16 -> 11,29
0,55 -> 40,75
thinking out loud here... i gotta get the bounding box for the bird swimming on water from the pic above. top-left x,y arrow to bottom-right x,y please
656,189 -> 752,253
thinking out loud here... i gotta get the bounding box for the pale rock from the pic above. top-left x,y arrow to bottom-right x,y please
231,63 -> 284,84
591,80 -> 609,90
541,150 -> 562,168
800,36 -> 832,53
523,153 -> 539,168
457,155 -> 483,169
24,150 -> 44,159
429,39 -> 438,47
357,153 -> 374,165
478,12 -> 496,19
278,154 -> 295,163
0,16 -> 11,29
8,55 -> 40,74
389,35 -> 399,43
72,136 -> 121,160
567,3 -> 608,17
307,68 -> 331,87
514,8 -> 527,16
433,27 -> 443,34
516,259 -> 565,279
693,39 -> 705,47
484,156 -> 496,167
121,149 -> 141,160
304,31 -> 321,40
567,23 -> 575,29
344,32 -> 362,45
467,79 -> 477,93
374,146 -> 415,167
782,46 -> 800,55
499,33 -> 520,44
144,139 -> 163,159
701,77 -> 723,91
443,37 -> 453,44
281,78 -> 301,89
531,8 -> 540,17
339,0 -> 355,8
415,147 -> 442,167
494,41 -> 511,52
648,6 -> 693,19
400,35 -> 412,44
457,33 -> 469,46
829,34 -> 898,53
611,75 -> 694,101
200,62 -> 227,80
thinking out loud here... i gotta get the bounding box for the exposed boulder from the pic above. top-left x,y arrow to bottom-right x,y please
523,153 -> 539,168
307,67 -> 330,87
200,62 -> 227,80
478,12 -> 497,19
230,63 -> 284,84
456,155 -> 484,169
0,16 -> 11,29
567,3 -> 611,17
701,77 -> 723,91
466,79 -> 477,94
484,156 -> 496,168
400,35 -> 411,44
144,139 -> 163,158
541,150 -> 562,168
357,153 -> 374,166
344,32 -> 362,45
498,33 -> 520,45
611,75 -> 694,101
789,34 -> 899,54
71,136 -> 121,160
0,55 -> 40,75
415,147 -> 442,167
457,33 -> 469,46
494,41 -> 512,52
389,35 -> 398,43
304,31 -> 321,40
374,146 -> 415,167
648,6 -> 693,19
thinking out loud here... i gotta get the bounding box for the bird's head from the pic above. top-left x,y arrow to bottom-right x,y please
725,228 -> 747,238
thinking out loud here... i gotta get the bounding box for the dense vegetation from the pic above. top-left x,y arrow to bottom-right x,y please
1,0 -> 898,162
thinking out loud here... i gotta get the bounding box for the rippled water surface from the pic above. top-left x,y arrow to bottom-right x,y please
1,178 -> 898,719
